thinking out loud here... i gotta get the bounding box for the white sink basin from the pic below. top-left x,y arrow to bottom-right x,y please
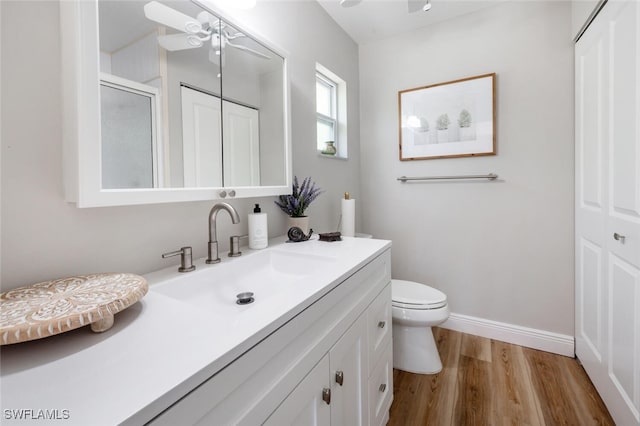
151,248 -> 335,315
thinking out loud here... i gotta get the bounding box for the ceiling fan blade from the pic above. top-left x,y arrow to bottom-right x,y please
340,0 -> 362,7
225,40 -> 270,59
144,1 -> 202,34
157,33 -> 200,51
407,0 -> 424,13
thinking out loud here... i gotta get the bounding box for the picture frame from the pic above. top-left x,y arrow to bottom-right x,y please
398,73 -> 496,161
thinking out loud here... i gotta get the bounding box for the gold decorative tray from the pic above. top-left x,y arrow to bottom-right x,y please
0,273 -> 148,345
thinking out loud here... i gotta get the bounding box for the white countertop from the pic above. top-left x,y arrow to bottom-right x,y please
0,236 -> 391,425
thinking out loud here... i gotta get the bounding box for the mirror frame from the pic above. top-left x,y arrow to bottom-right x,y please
60,0 -> 292,207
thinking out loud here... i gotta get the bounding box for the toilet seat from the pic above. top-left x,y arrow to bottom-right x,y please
392,279 -> 447,310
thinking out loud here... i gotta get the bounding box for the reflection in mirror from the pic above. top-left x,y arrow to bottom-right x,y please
100,75 -> 160,189
219,19 -> 286,188
97,0 -> 286,190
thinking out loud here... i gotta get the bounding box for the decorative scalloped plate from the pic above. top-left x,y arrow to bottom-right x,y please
0,273 -> 148,345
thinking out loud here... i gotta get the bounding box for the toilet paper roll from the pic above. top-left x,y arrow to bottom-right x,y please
341,198 -> 355,237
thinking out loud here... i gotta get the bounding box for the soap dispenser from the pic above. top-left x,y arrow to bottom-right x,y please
248,203 -> 268,249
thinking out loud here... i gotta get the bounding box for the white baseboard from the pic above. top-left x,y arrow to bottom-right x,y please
440,313 -> 575,357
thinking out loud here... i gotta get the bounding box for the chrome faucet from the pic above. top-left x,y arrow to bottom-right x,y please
207,202 -> 241,264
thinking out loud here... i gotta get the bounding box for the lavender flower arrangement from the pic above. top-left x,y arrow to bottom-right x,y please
275,176 -> 323,217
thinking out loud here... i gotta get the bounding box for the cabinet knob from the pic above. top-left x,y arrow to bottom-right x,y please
379,383 -> 387,393
378,321 -> 386,329
219,190 -> 227,198
614,232 -> 626,243
322,388 -> 331,405
228,189 -> 236,197
335,370 -> 344,386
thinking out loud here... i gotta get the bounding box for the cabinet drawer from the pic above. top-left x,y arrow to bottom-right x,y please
368,340 -> 393,426
367,283 -> 392,373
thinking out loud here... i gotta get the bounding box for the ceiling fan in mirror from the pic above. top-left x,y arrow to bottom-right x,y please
143,1 -> 270,59
340,0 -> 432,12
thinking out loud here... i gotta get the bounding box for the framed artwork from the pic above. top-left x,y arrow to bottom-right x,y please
398,73 -> 496,160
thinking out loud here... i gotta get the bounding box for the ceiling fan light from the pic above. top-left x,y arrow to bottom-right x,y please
423,1 -> 432,12
186,35 -> 204,47
184,21 -> 203,34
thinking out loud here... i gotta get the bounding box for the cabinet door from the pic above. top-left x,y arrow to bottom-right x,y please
367,283 -> 392,374
368,341 -> 393,426
330,314 -> 368,426
264,355 -> 331,426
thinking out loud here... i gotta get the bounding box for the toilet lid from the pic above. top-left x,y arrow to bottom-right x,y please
392,279 -> 447,309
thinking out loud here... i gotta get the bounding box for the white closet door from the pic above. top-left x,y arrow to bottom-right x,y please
575,2 -> 640,425
222,100 -> 260,187
181,86 -> 223,187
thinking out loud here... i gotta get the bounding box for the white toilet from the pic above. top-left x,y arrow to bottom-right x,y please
391,279 -> 450,374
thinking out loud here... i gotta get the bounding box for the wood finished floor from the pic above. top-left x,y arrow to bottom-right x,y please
388,328 -> 615,426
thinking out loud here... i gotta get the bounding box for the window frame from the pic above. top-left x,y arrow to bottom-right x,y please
315,63 -> 348,159
316,71 -> 339,151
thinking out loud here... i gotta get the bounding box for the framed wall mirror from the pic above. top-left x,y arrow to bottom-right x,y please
61,0 -> 291,207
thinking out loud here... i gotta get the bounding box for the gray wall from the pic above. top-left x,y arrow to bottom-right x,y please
359,1 -> 575,335
0,0 -> 360,289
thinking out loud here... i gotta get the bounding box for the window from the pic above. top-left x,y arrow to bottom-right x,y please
316,63 -> 347,158
316,73 -> 337,150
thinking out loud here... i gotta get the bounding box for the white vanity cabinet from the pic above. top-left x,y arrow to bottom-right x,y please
149,249 -> 392,426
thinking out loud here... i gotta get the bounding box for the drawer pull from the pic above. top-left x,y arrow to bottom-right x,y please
378,321 -> 386,329
335,370 -> 344,386
322,388 -> 331,405
379,383 -> 387,393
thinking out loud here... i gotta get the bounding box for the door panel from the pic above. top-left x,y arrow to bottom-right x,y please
578,29 -> 605,211
579,238 -> 603,360
609,1 -> 640,223
608,254 -> 640,418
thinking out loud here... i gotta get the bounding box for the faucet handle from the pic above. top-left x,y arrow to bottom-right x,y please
162,246 -> 196,273
229,235 -> 248,257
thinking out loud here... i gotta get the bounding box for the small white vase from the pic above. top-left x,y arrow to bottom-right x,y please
459,126 -> 475,141
437,129 -> 449,143
286,216 -> 310,234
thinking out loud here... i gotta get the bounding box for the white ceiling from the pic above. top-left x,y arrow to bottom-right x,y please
316,0 -> 507,45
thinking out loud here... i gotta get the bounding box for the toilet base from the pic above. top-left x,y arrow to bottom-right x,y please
392,324 -> 442,374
